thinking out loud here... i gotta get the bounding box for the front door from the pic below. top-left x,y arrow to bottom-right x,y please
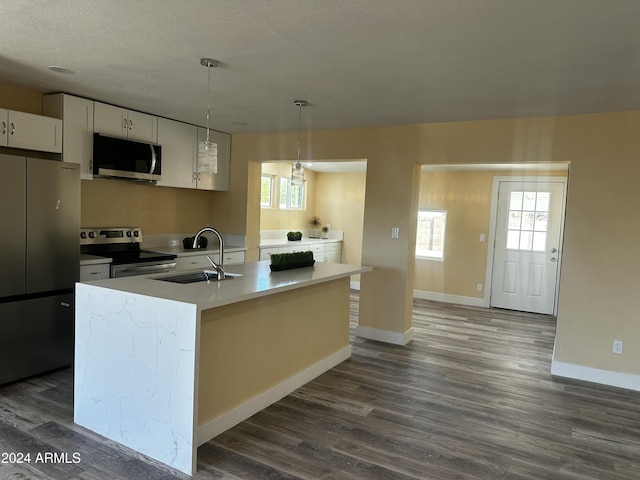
490,180 -> 566,315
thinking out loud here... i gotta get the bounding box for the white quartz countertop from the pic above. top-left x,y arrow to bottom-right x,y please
260,238 -> 341,248
79,261 -> 370,311
145,245 -> 246,257
80,254 -> 113,266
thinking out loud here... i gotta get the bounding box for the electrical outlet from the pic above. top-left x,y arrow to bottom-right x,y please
391,227 -> 399,239
613,340 -> 623,354
476,283 -> 483,292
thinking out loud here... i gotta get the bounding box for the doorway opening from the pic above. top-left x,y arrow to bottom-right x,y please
257,160 -> 367,276
413,162 -> 569,314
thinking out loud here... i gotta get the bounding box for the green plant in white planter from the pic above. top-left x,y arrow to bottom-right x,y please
309,216 -> 321,238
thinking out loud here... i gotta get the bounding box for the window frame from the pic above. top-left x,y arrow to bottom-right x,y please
415,209 -> 447,261
279,177 -> 305,210
260,174 -> 275,208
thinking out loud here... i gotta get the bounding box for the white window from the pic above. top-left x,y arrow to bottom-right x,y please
279,177 -> 305,210
416,210 -> 446,259
260,174 -> 275,208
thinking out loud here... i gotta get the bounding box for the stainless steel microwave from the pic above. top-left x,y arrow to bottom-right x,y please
93,133 -> 162,182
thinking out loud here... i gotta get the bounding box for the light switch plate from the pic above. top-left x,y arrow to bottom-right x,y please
391,227 -> 399,239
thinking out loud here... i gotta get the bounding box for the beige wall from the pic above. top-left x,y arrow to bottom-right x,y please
0,81 -> 43,114
81,178 -> 215,234
415,169 -> 566,298
314,172 -> 366,265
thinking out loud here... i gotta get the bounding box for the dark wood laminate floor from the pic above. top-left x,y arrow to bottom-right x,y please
2,294 -> 640,479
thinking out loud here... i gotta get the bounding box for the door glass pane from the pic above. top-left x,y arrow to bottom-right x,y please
523,192 -> 537,210
522,212 -> 535,230
532,232 -> 547,251
508,211 -> 521,229
507,230 -> 520,249
510,191 -> 523,210
535,212 -> 548,232
519,231 -> 534,250
536,192 -> 550,212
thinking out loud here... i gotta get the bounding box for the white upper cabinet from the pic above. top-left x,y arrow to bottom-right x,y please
195,127 -> 230,191
0,109 -> 62,153
156,117 -> 197,189
43,94 -> 94,179
94,102 -> 157,143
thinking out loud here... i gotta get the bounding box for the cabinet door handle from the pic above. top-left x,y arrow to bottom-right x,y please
1,121 -> 5,134
61,302 -> 70,308
10,122 -> 15,135
123,118 -> 128,130
129,119 -> 133,130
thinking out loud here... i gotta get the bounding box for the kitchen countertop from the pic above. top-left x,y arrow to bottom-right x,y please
79,260 -> 369,312
79,254 -> 113,266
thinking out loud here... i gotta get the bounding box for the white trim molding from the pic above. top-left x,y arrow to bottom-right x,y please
350,280 -> 361,290
355,326 -> 414,345
413,289 -> 485,307
551,361 -> 640,392
197,346 -> 351,446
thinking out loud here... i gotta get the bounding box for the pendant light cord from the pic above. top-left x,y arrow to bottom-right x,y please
206,62 -> 211,144
297,102 -> 302,165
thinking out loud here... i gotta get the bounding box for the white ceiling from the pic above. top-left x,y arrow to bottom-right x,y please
2,1 -> 640,135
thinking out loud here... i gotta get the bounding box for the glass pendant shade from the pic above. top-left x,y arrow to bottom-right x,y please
198,58 -> 219,175
291,100 -> 308,186
198,139 -> 218,174
291,161 -> 304,185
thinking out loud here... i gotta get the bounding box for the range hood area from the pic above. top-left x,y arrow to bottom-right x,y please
0,154 -> 80,385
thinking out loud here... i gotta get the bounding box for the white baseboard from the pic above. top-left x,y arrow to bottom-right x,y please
355,325 -> 414,345
197,346 -> 351,446
413,289 -> 486,307
551,360 -> 640,392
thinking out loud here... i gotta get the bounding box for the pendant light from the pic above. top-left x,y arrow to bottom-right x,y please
291,100 -> 308,186
198,58 -> 219,174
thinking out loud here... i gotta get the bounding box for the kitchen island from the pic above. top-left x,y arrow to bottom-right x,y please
74,260 -> 370,475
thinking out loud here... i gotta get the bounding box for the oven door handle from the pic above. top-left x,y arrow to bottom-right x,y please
113,261 -> 176,277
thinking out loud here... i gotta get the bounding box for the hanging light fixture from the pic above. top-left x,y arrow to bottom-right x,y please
291,100 -> 308,186
198,58 -> 219,174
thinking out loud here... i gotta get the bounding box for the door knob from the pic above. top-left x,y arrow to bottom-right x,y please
551,257 -> 557,262
551,248 -> 558,253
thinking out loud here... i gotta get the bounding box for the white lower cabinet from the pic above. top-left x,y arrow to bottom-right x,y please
80,263 -> 110,281
175,250 -> 245,271
260,241 -> 342,263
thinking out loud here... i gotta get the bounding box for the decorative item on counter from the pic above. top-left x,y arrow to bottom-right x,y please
321,225 -> 329,239
287,231 -> 303,241
183,236 -> 208,249
309,216 -> 322,238
270,251 -> 315,271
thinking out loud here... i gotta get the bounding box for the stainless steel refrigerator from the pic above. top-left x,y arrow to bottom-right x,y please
0,154 -> 79,385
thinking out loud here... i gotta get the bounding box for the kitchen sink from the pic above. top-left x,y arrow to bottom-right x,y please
156,270 -> 243,284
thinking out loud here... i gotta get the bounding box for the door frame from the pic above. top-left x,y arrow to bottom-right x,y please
483,175 -> 568,315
